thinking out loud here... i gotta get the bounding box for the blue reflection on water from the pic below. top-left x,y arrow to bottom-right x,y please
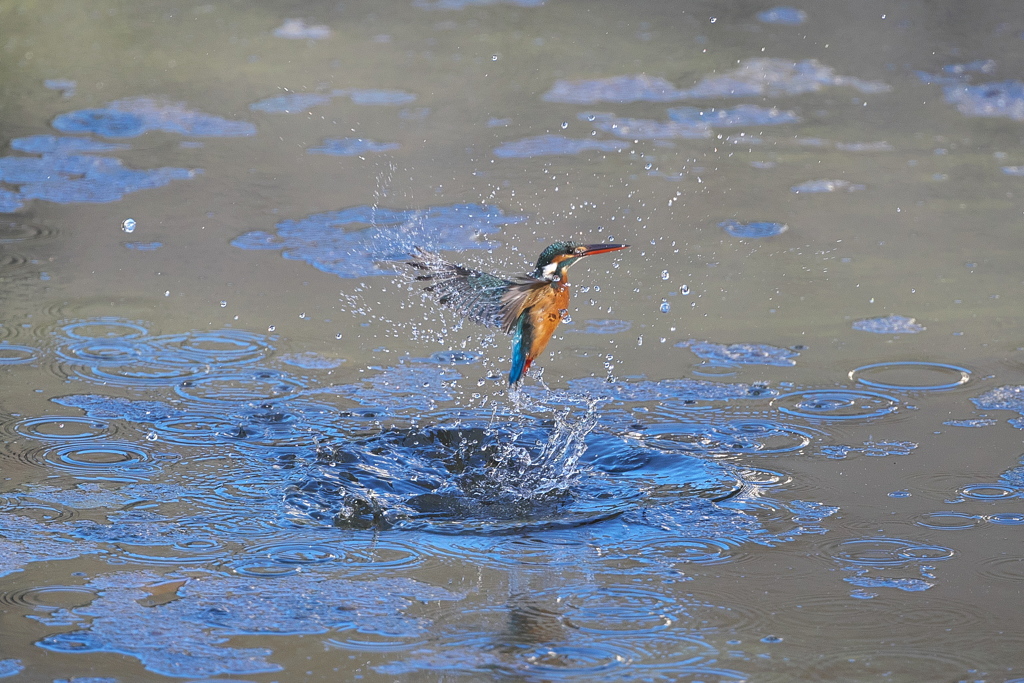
231,203 -> 527,277
1,135 -> 198,208
53,97 -> 256,138
756,7 -> 808,25
668,105 -> 800,127
250,89 -> 416,113
0,315 -> 847,678
308,138 -> 400,155
543,59 -> 890,105
494,134 -> 628,158
718,219 -> 789,238
943,80 -> 1024,120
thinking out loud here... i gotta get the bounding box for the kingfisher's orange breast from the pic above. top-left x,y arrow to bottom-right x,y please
527,282 -> 570,359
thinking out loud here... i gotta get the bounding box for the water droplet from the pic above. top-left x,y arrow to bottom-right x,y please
680,285 -> 691,295
335,333 -> 343,340
661,270 -> 670,280
164,290 -> 170,297
299,312 -> 307,319
560,121 -> 568,129
219,301 -> 227,308
121,218 -> 136,233
145,431 -> 158,441
709,16 -> 717,23
268,325 -> 276,332
491,54 -> 499,61
660,299 -> 671,313
637,335 -> 643,346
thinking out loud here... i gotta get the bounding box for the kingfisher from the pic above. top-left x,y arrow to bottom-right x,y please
408,241 -> 629,384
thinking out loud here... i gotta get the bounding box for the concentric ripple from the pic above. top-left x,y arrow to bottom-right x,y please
826,537 -> 954,567
147,329 -> 272,367
11,415 -> 114,441
59,318 -> 150,341
173,370 -> 308,405
0,343 -> 38,365
913,511 -> 983,530
30,441 -> 159,480
957,483 -> 1018,500
771,389 -> 899,420
0,219 -> 56,243
850,361 -> 971,391
640,419 -> 817,456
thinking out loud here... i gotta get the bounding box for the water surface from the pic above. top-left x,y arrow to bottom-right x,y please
2,1 -> 1024,680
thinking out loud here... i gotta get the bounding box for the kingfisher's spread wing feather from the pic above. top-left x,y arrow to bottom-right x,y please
408,247 -> 548,331
498,277 -> 552,333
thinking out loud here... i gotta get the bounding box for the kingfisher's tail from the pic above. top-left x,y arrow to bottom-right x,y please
509,312 -> 533,384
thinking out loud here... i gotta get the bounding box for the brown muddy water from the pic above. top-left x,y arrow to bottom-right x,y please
1,1 -> 1024,681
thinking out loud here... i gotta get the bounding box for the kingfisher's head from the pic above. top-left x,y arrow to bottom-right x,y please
534,241 -> 629,279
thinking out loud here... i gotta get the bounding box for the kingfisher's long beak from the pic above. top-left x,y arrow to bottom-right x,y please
579,243 -> 629,257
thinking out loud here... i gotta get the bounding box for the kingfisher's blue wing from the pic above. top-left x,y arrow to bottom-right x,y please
408,247 -> 527,330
